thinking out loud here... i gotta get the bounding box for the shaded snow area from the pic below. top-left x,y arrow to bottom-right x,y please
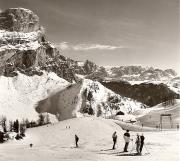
36,79 -> 145,121
133,99 -> 180,128
0,117 -> 179,161
0,72 -> 69,121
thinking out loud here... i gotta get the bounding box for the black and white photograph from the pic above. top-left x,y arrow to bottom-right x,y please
0,0 -> 179,161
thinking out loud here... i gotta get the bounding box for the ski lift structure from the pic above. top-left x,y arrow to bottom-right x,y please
159,102 -> 173,130
159,114 -> 173,130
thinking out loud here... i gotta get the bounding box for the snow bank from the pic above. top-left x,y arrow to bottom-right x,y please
0,72 -> 69,121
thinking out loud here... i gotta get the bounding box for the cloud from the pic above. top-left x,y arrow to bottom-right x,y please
72,44 -> 124,51
56,42 -> 69,50
56,42 -> 126,51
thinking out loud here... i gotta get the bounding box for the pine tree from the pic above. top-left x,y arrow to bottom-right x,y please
9,121 -> 13,132
14,119 -> 19,133
38,113 -> 45,126
88,107 -> 94,115
1,116 -> 7,133
20,124 -> 25,137
97,105 -> 102,117
25,119 -> 30,128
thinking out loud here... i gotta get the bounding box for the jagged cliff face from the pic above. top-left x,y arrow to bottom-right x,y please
67,59 -> 98,75
1,8 -> 174,83
0,8 -> 76,82
68,64 -> 177,82
0,8 -> 40,32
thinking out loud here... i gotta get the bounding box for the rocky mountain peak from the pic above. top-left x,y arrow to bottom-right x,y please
0,8 -> 40,32
0,8 -> 77,83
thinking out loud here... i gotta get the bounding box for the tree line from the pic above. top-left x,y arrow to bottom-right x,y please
0,113 -> 50,143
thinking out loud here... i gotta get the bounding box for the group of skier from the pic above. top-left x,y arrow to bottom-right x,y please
135,133 -> 145,155
74,129 -> 145,155
112,130 -> 145,155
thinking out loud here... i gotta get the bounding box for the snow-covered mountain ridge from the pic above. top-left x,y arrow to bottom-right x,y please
0,71 -> 146,122
36,79 -> 146,121
0,8 -> 147,122
0,8 -> 178,84
86,65 -> 177,82
0,8 -> 178,122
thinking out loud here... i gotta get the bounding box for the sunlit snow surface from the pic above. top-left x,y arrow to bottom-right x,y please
0,72 -> 69,121
0,117 -> 179,161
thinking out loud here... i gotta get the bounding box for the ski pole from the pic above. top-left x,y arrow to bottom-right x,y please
130,140 -> 135,154
144,143 -> 151,155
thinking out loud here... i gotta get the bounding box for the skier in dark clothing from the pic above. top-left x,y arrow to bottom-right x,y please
75,134 -> 79,148
140,134 -> 145,154
123,130 -> 130,152
0,131 -> 4,143
136,134 -> 141,155
112,131 -> 117,149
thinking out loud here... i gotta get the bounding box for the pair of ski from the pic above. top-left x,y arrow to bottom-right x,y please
117,151 -> 150,156
100,149 -> 149,156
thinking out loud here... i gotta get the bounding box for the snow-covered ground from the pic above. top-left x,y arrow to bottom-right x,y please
0,72 -> 69,121
134,99 -> 180,128
0,117 -> 179,161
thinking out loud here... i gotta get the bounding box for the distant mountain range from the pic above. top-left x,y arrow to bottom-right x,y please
0,8 -> 179,121
0,8 -> 177,83
70,61 -> 177,82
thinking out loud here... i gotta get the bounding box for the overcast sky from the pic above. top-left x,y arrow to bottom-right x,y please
1,0 -> 179,74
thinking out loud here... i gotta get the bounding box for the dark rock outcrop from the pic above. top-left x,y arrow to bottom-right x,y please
0,8 -> 76,82
68,60 -> 98,75
0,8 -> 40,32
101,81 -> 180,107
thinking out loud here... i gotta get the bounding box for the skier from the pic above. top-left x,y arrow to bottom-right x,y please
140,134 -> 145,154
112,131 -> 117,149
123,130 -> 130,152
0,131 -> 4,143
135,134 -> 141,155
75,134 -> 79,148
